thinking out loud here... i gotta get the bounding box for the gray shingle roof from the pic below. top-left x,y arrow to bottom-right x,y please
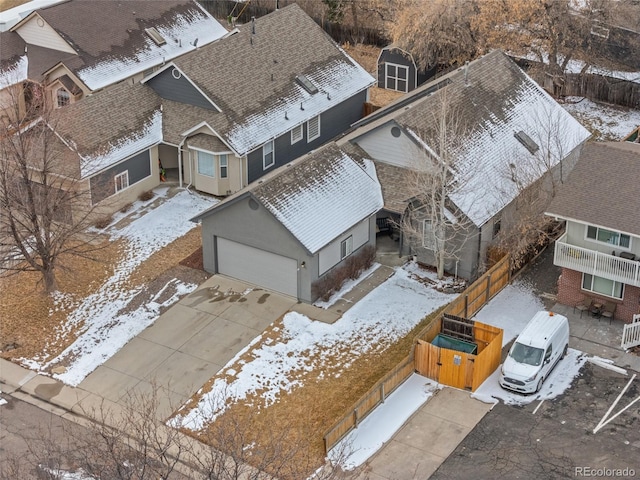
172,3 -> 374,155
194,142 -> 383,253
546,142 -> 640,236
17,0 -> 226,91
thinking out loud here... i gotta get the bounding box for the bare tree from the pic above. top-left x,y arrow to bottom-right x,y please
388,0 -> 480,70
0,84 -> 104,292
400,86 -> 475,279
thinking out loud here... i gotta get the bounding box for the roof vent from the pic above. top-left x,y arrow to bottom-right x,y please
145,27 -> 166,46
514,130 -> 539,154
296,75 -> 318,95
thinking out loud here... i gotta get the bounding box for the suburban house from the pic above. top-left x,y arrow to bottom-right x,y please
143,3 -> 374,197
0,0 -> 227,120
546,142 -> 640,323
377,45 -> 436,93
191,142 -> 383,302
5,4 -> 374,216
339,50 -> 591,280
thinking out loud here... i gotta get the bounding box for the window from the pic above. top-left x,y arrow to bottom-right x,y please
56,88 -> 70,108
197,151 -> 215,177
114,171 -> 129,193
219,154 -> 228,178
385,63 -> 409,93
145,27 -> 166,46
586,225 -> 631,248
422,219 -> 435,249
295,75 -> 318,94
291,124 -> 303,144
263,140 -> 274,169
340,236 -> 353,260
307,116 -> 320,142
493,218 -> 502,239
544,345 -> 553,363
582,273 -> 624,299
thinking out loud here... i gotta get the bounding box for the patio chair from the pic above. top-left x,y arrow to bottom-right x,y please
600,301 -> 617,324
574,298 -> 591,318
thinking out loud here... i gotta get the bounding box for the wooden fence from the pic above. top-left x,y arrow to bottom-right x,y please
322,355 -> 414,453
322,255 -> 510,454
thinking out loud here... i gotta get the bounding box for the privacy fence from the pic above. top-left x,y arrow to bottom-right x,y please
322,255 -> 510,454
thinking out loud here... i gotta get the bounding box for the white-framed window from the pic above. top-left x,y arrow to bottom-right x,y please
307,116 -> 321,142
582,273 -> 624,299
56,88 -> 70,108
263,140 -> 274,170
291,124 -> 303,144
219,154 -> 228,178
422,219 -> 435,249
114,171 -> 129,193
386,63 -> 409,93
586,225 -> 631,248
340,236 -> 353,260
197,151 -> 215,177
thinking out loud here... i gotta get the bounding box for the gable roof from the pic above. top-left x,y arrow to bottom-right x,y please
170,4 -> 374,156
347,50 -> 591,227
0,30 -> 27,87
546,142 -> 640,237
193,142 -> 383,254
12,0 -> 227,91
51,81 -> 162,178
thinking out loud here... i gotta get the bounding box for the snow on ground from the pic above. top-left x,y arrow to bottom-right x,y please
20,189 -> 217,386
313,263 -> 381,309
561,97 -> 640,141
473,279 -> 545,346
472,349 -> 587,406
329,374 -> 440,470
173,265 -> 457,430
0,389 -> 6,406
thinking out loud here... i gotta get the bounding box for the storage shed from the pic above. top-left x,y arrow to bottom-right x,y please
377,45 -> 436,93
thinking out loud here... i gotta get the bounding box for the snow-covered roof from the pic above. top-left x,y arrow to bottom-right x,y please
195,143 -> 383,254
352,50 -> 591,227
0,0 -> 64,32
0,54 -> 27,88
172,4 -> 374,156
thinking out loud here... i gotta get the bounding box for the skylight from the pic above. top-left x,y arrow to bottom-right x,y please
296,75 -> 318,95
145,27 -> 166,46
514,130 -> 539,154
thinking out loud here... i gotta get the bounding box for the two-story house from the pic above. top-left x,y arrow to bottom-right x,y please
546,142 -> 640,323
16,4 -> 374,216
0,0 -> 227,120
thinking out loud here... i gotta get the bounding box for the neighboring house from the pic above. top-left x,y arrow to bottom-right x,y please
340,50 -> 591,280
0,0 -> 227,119
5,4 -> 373,215
191,142 -> 383,302
144,4 -> 374,197
377,45 -> 436,93
546,142 -> 640,323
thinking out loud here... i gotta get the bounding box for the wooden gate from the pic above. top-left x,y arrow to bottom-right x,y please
621,315 -> 640,350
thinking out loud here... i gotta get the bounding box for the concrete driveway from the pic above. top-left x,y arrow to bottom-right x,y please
76,275 -> 298,418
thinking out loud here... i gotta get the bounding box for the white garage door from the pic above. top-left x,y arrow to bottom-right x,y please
217,237 -> 298,297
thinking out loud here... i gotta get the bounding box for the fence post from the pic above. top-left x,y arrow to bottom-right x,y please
485,274 -> 491,305
354,408 -> 359,427
464,294 -> 468,318
381,382 -> 385,403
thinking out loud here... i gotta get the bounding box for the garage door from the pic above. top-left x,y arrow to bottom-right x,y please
216,237 -> 298,297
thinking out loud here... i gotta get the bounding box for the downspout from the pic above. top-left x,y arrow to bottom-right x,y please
178,137 -> 186,188
476,226 -> 482,278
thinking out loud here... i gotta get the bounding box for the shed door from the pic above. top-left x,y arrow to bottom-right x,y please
216,237 -> 298,297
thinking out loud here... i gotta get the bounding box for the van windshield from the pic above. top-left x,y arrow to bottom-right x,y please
510,342 -> 544,366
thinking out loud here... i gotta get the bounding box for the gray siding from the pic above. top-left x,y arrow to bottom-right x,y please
246,91 -> 368,183
90,150 -> 151,204
377,48 -> 436,92
146,68 -> 216,110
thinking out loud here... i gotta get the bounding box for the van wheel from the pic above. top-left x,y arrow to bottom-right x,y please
536,378 -> 544,393
563,344 -> 568,358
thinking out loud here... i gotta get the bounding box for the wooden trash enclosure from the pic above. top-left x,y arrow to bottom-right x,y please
415,314 -> 503,391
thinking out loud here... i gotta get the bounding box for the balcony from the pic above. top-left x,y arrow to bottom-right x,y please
554,233 -> 640,287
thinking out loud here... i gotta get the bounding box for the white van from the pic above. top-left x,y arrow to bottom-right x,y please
499,311 -> 570,394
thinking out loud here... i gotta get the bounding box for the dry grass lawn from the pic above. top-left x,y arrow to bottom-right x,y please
0,0 -> 29,12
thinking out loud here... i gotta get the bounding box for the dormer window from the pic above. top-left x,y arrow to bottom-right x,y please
296,75 -> 318,95
56,88 -> 70,108
145,27 -> 166,46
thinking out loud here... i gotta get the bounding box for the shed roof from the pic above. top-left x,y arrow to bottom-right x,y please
546,141 -> 640,237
